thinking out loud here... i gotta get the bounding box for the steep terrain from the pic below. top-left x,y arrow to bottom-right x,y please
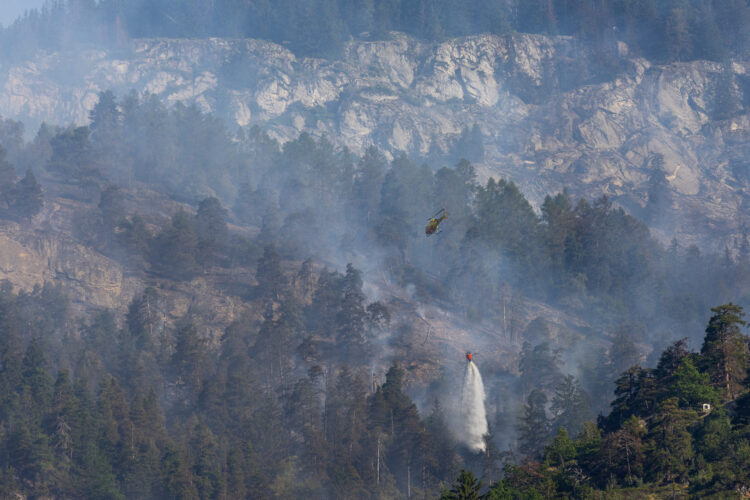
0,176 -> 600,403
1,33 -> 748,249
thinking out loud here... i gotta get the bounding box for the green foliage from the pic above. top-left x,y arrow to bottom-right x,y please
667,357 -> 718,408
48,126 -> 98,183
700,303 -> 748,401
195,196 -> 228,265
0,145 -> 43,221
441,469 -> 482,500
518,390 -> 551,459
2,0 -> 747,66
151,209 -> 199,279
256,244 -> 287,300
519,341 -> 562,396
644,397 -> 696,484
550,375 -> 592,437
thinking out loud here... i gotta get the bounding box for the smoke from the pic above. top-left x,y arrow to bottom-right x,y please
457,360 -> 488,452
0,1 -> 45,28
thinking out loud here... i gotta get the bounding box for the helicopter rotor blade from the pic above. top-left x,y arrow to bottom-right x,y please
428,208 -> 445,219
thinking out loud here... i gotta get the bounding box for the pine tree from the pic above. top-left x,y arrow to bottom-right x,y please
256,244 -> 287,301
550,375 -> 592,437
11,169 -> 43,220
336,263 -> 369,363
644,397 -> 695,484
48,126 -> 98,182
126,287 -> 160,352
226,445 -> 249,498
190,418 -> 222,499
195,196 -> 228,266
21,337 -> 53,424
425,399 -> 459,483
353,146 -> 386,224
700,303 -> 748,401
89,90 -> 122,178
171,318 -> 210,397
609,327 -> 642,376
545,427 -> 576,469
160,443 -> 198,499
654,338 -> 690,380
518,390 -> 550,459
441,469 -> 482,500
519,341 -> 562,397
667,357 -> 718,409
603,366 -> 655,431
0,145 -> 17,214
596,415 -> 645,486
98,185 -> 125,232
151,209 -> 199,279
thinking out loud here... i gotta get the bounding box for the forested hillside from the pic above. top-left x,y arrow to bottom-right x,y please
446,304 -> 750,499
3,0 -> 748,62
0,89 -> 747,497
0,0 -> 749,497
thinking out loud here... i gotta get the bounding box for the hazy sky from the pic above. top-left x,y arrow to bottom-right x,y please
0,0 -> 47,28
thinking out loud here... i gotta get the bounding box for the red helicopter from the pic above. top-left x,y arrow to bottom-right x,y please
465,352 -> 473,362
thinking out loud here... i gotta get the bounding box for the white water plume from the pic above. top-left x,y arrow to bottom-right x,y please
458,360 -> 488,452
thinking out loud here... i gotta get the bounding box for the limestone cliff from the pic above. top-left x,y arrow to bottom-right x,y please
0,197 -> 253,344
0,33 -> 748,249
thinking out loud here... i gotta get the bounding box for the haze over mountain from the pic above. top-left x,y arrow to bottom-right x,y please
2,16 -> 747,252
0,1 -> 748,498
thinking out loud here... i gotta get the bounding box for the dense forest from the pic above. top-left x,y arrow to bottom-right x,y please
2,0 -> 749,63
0,0 -> 748,498
0,86 -> 747,497
446,304 -> 750,499
3,277 -> 750,498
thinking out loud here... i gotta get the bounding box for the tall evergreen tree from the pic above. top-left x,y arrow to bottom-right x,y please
700,303 -> 748,401
10,169 -> 43,221
441,469 -> 482,500
550,374 -> 592,437
518,390 -> 551,459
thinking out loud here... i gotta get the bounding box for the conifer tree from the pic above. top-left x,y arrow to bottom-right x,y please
256,244 -> 287,301
171,318 -> 210,397
336,264 -> 369,363
441,469 -> 482,500
0,145 -> 17,212
152,209 -> 199,279
550,375 -> 592,437
11,169 -> 43,220
518,390 -> 550,459
195,196 -> 228,265
700,303 -> 748,401
644,397 -> 695,483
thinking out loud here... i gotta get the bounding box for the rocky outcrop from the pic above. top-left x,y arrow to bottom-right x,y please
0,199 -> 252,340
0,222 -> 140,312
0,33 -> 748,250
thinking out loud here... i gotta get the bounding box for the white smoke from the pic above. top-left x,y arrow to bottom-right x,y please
458,360 -> 488,452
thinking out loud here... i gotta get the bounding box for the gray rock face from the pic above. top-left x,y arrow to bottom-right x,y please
0,208 -> 250,342
0,33 -> 748,250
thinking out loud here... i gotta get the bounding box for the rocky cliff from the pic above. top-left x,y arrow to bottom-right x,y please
0,194 -> 254,344
1,33 -> 748,249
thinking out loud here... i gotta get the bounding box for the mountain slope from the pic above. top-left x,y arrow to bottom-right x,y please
1,33 -> 748,250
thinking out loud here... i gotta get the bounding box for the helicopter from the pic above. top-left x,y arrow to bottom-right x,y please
425,208 -> 447,236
